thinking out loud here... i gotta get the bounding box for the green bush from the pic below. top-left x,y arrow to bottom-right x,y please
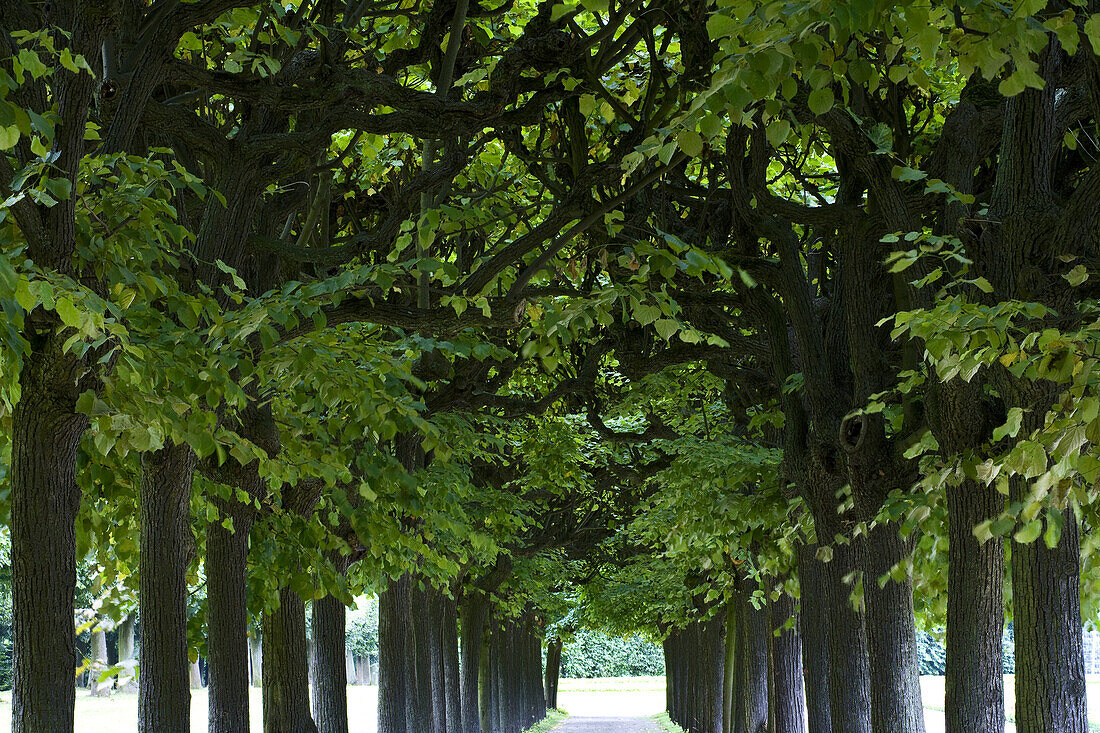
346,596 -> 379,664
917,627 -> 1015,675
559,629 -> 663,678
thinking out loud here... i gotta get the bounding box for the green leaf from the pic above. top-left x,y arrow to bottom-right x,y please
1065,264 -> 1089,286
42,177 -> 72,202
1085,14 -> 1100,55
0,125 -> 18,150
706,13 -> 739,40
654,318 -> 678,341
807,87 -> 834,116
992,407 -> 1024,442
676,129 -> 704,158
1014,519 -> 1042,544
55,297 -> 82,329
550,2 -> 577,21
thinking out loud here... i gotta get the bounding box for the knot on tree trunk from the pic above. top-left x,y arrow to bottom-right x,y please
840,413 -> 866,454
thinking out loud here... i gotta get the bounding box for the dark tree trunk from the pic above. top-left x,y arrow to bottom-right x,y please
945,479 -> 1004,733
311,593 -> 350,733
10,349 -> 89,733
821,538 -> 872,733
478,630 -> 491,733
262,588 -> 317,733
207,503 -> 253,733
441,593 -> 461,731
138,444 -> 197,733
737,600 -> 768,733
460,592 -> 490,733
407,581 -> 435,731
544,638 -> 562,710
798,545 -> 831,733
768,591 -> 806,733
722,608 -> 736,733
862,524 -> 925,733
379,576 -> 409,733
663,633 -> 678,727
427,588 -> 447,733
489,620 -> 503,733
1011,501 -> 1087,733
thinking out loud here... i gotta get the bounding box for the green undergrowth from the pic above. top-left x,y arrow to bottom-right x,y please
521,709 -> 568,732
654,712 -> 686,732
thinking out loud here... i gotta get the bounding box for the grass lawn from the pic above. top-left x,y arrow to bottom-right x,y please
0,686 -> 379,732
920,675 -> 1100,730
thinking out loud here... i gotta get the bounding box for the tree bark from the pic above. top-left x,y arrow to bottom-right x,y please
863,524 -> 925,733
768,592 -> 806,733
379,575 -> 410,733
798,545 -> 831,733
426,587 -> 447,733
406,580 -> 435,731
262,588 -> 317,733
478,629 -> 491,733
311,593 -> 350,733
737,600 -> 768,733
722,608 -> 736,733
10,347 -> 89,733
250,634 -> 263,687
440,593 -> 462,730
117,615 -> 137,690
207,503 -> 253,733
945,480 -> 1005,733
544,638 -> 562,710
90,628 -> 111,697
821,538 -> 872,733
138,444 -> 198,733
1011,501 -> 1087,733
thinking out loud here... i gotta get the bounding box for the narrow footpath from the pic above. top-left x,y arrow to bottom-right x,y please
551,717 -> 661,732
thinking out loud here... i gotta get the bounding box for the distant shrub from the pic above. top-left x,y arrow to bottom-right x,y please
559,630 -> 664,678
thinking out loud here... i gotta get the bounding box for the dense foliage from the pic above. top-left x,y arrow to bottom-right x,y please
558,630 -> 664,679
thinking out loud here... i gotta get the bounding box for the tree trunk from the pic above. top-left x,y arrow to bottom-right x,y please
863,524 -> 925,733
426,588 -> 447,733
821,538 -> 872,733
722,607 -> 736,733
478,630 -> 491,733
1011,501 -> 1087,733
768,592 -> 806,733
737,600 -> 768,733
406,580 -> 435,731
90,628 -> 111,697
945,479 -> 1005,733
311,593 -> 350,733
138,444 -> 197,733
190,661 -> 204,689
250,634 -> 263,687
262,588 -> 317,733
798,545 -> 831,733
379,575 -> 409,733
440,593 -> 462,730
544,638 -> 562,710
10,348 -> 89,733
117,615 -> 137,690
207,505 -> 253,733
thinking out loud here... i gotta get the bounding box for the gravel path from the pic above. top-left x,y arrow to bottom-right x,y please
551,717 -> 661,732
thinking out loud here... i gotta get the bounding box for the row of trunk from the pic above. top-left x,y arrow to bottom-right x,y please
378,572 -> 552,733
665,588 -> 805,733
